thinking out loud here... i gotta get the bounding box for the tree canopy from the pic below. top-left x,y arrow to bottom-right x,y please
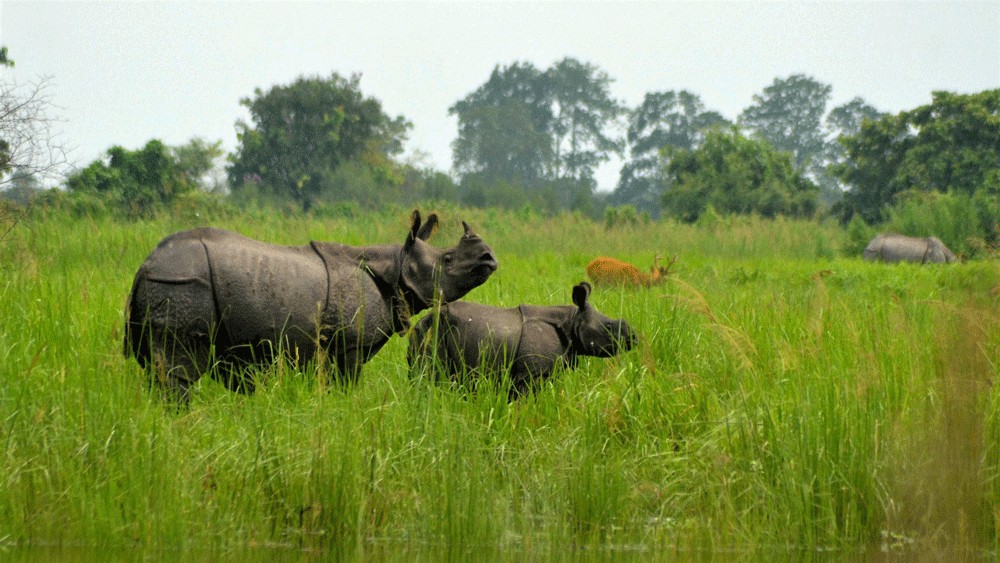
543,57 -> 625,186
227,73 -> 411,210
449,62 -> 552,188
739,74 -> 832,171
661,127 -> 819,222
613,90 -> 729,214
833,89 -> 1000,224
66,139 -> 193,217
449,57 -> 623,199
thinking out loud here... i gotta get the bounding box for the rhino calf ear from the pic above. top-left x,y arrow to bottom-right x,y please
572,281 -> 592,309
417,213 -> 439,241
406,210 -> 422,247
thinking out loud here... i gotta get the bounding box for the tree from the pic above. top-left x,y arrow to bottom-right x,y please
1,165 -> 42,206
0,47 -> 68,192
66,139 -> 196,216
739,74 -> 832,170
613,90 -> 729,214
543,57 -> 625,187
449,62 -> 553,188
227,73 -> 411,210
661,127 -> 819,222
449,58 -> 624,206
172,137 -> 225,192
813,97 -> 885,206
833,89 -> 1000,224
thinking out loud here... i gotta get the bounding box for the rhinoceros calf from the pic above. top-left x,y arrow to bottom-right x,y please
124,210 -> 498,400
408,282 -> 637,397
863,233 -> 956,263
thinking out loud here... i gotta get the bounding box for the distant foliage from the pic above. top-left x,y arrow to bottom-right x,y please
834,89 -> 1000,224
613,90 -> 729,216
661,127 -> 819,222
603,205 -> 640,229
739,74 -> 832,171
739,75 -> 884,210
843,214 -> 875,257
227,73 -> 411,211
65,140 -> 193,217
449,57 -> 623,213
881,190 -> 1000,258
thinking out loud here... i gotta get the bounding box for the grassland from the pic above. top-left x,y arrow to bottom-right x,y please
1,206 -> 997,559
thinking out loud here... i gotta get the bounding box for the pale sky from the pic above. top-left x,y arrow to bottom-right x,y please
2,1 -> 998,192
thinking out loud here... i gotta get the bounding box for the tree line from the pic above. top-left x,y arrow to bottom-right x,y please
2,50 -> 998,252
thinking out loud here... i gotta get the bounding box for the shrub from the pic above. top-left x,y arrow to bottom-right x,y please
884,190 -> 998,258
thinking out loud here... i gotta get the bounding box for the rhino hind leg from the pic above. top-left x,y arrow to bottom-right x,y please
128,273 -> 217,402
145,325 -> 213,404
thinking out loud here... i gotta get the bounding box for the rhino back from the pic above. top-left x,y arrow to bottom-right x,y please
445,302 -> 573,378
866,234 -> 933,263
204,235 -> 328,352
438,302 -> 522,373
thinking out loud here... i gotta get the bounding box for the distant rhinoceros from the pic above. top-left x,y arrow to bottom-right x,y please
862,233 -> 957,264
408,282 -> 637,397
124,210 -> 498,400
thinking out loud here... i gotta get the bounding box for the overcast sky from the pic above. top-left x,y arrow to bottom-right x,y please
2,1 -> 998,192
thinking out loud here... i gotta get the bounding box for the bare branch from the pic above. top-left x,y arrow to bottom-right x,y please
0,74 -> 71,190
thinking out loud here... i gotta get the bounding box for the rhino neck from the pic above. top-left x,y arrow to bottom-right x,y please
520,305 -> 576,361
360,244 -> 415,334
311,242 -> 413,334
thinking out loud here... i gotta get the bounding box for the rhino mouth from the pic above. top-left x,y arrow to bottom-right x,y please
607,324 -> 637,353
471,263 -> 497,283
468,254 -> 498,283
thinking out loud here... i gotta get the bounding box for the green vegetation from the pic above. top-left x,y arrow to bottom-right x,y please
228,73 -> 411,212
660,127 -> 819,222
1,207 -> 997,559
834,89 -> 1000,225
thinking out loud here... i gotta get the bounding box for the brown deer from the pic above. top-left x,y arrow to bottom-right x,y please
586,254 -> 675,288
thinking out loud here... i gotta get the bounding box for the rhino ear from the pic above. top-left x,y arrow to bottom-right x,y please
405,210 -> 422,248
572,282 -> 591,310
417,213 -> 439,241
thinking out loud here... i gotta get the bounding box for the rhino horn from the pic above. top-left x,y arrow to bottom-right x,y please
462,220 -> 480,239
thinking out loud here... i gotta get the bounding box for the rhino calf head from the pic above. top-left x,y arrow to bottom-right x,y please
408,281 -> 637,398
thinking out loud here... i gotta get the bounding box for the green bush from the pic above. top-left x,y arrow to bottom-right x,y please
844,214 -> 875,257
883,190 -> 999,258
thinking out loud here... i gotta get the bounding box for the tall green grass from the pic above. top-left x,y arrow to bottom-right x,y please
1,208 -> 997,558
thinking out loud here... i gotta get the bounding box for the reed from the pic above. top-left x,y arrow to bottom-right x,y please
0,207 -> 996,558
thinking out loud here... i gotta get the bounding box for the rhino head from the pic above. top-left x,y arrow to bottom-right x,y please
567,281 -> 637,358
400,210 -> 498,311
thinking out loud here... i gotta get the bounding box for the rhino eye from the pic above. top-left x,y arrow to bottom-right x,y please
443,253 -> 453,264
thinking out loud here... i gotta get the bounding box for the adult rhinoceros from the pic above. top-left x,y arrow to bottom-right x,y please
408,281 -> 637,397
125,210 -> 497,400
862,233 -> 957,264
